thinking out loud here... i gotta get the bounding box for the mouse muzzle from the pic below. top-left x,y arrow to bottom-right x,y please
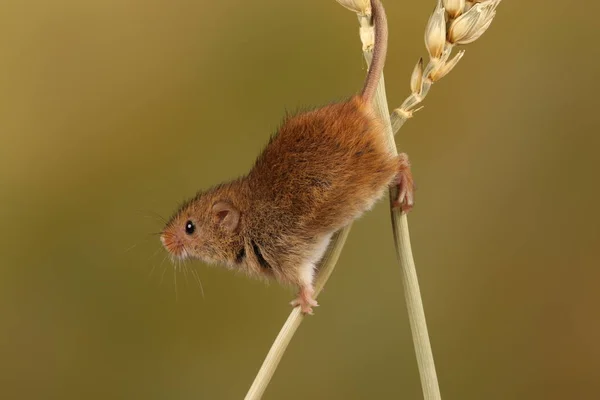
160,231 -> 188,259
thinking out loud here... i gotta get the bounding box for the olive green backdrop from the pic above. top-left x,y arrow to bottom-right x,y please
1,0 -> 599,399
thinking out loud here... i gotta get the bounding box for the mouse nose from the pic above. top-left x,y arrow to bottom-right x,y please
160,231 -> 185,257
160,233 -> 176,252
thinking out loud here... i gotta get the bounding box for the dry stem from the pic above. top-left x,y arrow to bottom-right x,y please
244,228 -> 351,400
358,10 -> 442,399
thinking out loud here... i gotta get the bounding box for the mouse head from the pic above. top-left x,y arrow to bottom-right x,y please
160,187 -> 242,266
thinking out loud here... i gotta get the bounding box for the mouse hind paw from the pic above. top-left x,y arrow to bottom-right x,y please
392,152 -> 415,212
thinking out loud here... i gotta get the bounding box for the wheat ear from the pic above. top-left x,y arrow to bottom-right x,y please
390,0 -> 502,133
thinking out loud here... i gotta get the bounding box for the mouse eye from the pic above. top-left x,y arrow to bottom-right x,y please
185,220 -> 195,235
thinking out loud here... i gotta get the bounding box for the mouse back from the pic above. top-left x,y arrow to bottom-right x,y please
246,96 -> 397,235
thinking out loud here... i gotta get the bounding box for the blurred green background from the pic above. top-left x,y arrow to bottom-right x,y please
1,0 -> 599,399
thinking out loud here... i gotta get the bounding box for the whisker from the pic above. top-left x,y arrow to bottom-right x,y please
182,264 -> 190,287
123,242 -> 139,253
174,261 -> 179,302
149,253 -> 168,281
124,231 -> 163,255
190,268 -> 199,287
147,246 -> 162,262
147,262 -> 158,281
123,235 -> 153,254
138,209 -> 168,224
159,258 -> 169,286
191,268 -> 205,299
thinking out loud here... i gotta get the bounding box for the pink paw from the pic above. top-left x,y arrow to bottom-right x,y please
392,152 -> 415,213
290,288 -> 319,315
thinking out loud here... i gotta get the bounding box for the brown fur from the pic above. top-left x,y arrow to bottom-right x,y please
160,0 -> 414,314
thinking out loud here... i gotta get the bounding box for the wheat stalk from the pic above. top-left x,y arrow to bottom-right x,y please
244,227 -> 350,400
245,1 -> 502,399
378,1 -> 501,398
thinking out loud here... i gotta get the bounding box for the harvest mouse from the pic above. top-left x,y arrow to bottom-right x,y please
160,0 -> 414,314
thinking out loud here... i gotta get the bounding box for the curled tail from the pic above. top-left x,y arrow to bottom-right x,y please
360,0 -> 388,103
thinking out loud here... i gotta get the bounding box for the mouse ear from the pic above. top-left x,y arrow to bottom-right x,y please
212,201 -> 240,232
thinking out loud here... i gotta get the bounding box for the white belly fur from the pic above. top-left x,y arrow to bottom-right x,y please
298,232 -> 334,286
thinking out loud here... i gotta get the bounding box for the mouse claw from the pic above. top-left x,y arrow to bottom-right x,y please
290,297 -> 319,315
392,152 -> 415,213
290,287 -> 319,315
